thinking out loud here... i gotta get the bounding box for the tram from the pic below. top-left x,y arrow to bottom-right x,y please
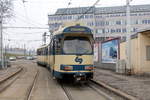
37,24 -> 94,81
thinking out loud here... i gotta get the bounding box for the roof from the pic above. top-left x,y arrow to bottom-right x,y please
120,27 -> 150,43
54,4 -> 150,15
137,27 -> 150,33
55,7 -> 94,15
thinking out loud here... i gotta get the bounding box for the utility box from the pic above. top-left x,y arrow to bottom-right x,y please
116,59 -> 126,74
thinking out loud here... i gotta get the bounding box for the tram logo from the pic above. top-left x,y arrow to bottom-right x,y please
75,56 -> 83,64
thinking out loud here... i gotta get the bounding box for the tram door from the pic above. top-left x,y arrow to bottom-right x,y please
53,38 -> 61,70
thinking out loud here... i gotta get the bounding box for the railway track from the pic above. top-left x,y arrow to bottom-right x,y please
59,80 -> 125,100
61,82 -> 74,100
27,69 -> 39,100
25,66 -> 134,100
87,81 -> 115,100
0,67 -> 23,93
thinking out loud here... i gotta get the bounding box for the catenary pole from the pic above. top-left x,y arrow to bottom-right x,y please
126,0 -> 132,73
0,5 -> 4,69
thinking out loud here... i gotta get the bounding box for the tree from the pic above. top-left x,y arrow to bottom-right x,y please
0,0 -> 14,69
0,0 -> 14,21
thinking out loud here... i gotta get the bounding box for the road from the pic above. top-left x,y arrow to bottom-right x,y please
0,60 -> 124,100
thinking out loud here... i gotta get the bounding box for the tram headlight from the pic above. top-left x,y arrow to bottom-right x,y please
85,66 -> 93,70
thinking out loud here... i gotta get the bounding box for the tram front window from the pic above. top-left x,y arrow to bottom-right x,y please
63,37 -> 92,54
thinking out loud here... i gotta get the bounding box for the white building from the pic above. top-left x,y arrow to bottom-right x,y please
48,4 -> 150,40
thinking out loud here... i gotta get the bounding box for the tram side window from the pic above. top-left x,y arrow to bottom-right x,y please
37,50 -> 39,55
50,40 -> 54,55
37,50 -> 42,55
43,49 -> 45,55
41,49 -> 43,55
46,47 -> 48,55
43,48 -> 46,55
54,38 -> 61,54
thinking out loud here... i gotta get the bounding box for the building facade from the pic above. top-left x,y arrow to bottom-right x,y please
48,4 -> 150,39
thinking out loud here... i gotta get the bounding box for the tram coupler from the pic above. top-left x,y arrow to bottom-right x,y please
74,73 -> 86,82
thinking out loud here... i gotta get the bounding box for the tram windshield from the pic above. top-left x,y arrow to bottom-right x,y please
63,37 -> 92,54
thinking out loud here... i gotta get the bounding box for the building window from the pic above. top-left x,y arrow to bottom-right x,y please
148,20 -> 150,24
131,28 -> 137,32
111,29 -> 115,33
131,13 -> 137,16
89,15 -> 93,18
96,15 -> 102,18
142,20 -> 150,24
87,22 -> 94,26
68,16 -> 72,20
105,29 -> 109,33
95,22 -> 99,26
121,13 -> 126,16
85,15 -> 89,19
122,28 -> 126,33
116,21 -> 121,25
146,46 -> 150,60
116,29 -> 121,33
105,21 -> 109,25
122,20 -> 127,25
110,21 -> 116,25
135,20 -> 139,24
97,29 -> 103,34
142,20 -> 148,24
102,29 -> 105,33
100,21 -> 105,26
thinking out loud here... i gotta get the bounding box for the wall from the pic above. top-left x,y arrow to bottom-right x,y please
139,33 -> 150,73
120,38 -> 139,74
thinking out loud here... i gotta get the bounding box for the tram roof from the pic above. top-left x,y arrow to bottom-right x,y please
37,44 -> 49,50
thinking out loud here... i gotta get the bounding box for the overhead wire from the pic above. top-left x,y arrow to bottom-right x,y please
14,13 -> 44,27
4,26 -> 48,29
76,0 -> 100,21
4,38 -> 42,42
4,5 -> 45,28
3,31 -> 48,34
59,0 -> 72,22
3,31 -> 47,34
14,0 -> 47,27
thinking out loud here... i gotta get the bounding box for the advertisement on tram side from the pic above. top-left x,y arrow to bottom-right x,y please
101,38 -> 119,63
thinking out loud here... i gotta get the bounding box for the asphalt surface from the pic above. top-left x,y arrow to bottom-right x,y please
29,66 -> 69,100
0,60 -> 37,100
94,68 -> 150,100
0,60 -> 124,100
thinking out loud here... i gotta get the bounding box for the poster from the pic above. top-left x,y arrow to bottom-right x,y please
101,39 -> 119,63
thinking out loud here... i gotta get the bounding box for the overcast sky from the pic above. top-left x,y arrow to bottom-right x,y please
4,0 -> 150,50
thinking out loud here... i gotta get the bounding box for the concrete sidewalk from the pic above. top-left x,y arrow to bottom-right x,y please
94,68 -> 150,100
